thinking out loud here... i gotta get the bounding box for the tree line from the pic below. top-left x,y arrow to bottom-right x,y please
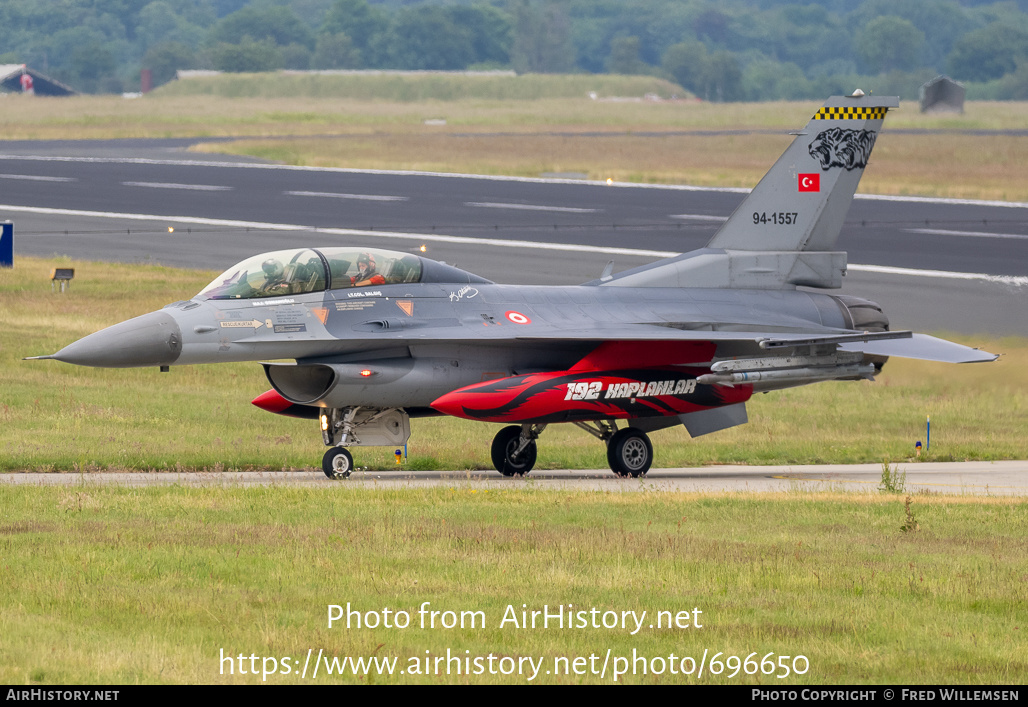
2,0 -> 1028,99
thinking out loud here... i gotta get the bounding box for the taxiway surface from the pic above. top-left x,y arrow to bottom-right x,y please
2,461 -> 1025,495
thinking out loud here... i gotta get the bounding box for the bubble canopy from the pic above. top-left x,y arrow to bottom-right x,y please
198,247 -> 488,300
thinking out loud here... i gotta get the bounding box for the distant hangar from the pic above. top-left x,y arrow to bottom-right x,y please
0,64 -> 77,96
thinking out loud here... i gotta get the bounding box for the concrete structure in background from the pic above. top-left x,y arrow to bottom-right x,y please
920,75 -> 965,113
0,65 -> 77,96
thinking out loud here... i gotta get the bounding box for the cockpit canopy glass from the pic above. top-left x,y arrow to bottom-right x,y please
199,247 -> 423,300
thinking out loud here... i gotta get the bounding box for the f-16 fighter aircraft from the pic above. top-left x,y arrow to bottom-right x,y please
32,93 -> 996,479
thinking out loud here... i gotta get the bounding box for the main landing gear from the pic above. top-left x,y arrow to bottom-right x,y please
488,421 -> 653,478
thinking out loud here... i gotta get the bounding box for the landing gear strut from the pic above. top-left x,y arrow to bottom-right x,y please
491,424 -> 545,476
316,406 -> 411,480
320,407 -> 360,480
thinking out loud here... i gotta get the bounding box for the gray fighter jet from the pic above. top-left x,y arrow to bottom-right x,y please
31,93 -> 996,479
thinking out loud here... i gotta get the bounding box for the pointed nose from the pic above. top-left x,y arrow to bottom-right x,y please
52,311 -> 182,368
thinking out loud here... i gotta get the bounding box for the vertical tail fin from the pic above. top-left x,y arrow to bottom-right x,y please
601,93 -> 898,290
708,92 -> 898,253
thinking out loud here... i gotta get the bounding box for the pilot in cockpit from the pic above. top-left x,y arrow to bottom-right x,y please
260,258 -> 292,294
351,252 -> 386,287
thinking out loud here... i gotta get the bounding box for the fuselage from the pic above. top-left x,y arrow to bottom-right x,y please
51,274 -> 872,413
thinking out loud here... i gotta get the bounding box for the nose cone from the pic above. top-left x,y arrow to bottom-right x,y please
52,311 -> 182,368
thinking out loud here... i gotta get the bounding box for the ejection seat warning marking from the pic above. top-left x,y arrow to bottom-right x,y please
220,320 -> 264,329
311,308 -> 329,325
336,301 -> 375,312
396,300 -> 414,316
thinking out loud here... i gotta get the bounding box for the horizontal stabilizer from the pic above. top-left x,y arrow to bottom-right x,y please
838,333 -> 998,363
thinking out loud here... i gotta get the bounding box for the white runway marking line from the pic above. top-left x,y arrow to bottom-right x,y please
848,264 -> 1028,287
121,181 -> 232,191
0,173 -> 76,182
905,227 -> 1028,241
3,203 -> 1026,285
286,190 -> 408,202
465,201 -> 600,213
669,213 -> 728,221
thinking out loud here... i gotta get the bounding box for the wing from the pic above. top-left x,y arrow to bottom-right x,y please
515,325 -> 996,364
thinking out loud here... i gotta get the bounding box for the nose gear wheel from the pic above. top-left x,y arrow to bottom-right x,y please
322,447 -> 353,479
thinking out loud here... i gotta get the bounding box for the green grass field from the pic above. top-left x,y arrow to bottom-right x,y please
1,257 -> 1024,472
0,485 -> 1024,684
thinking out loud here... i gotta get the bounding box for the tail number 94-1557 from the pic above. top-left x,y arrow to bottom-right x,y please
753,212 -> 798,225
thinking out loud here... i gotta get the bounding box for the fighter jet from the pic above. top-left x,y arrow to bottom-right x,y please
31,93 -> 996,479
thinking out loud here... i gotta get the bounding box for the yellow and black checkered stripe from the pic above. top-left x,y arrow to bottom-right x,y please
812,106 -> 889,120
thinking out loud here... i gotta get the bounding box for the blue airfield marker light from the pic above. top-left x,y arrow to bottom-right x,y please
0,222 -> 12,268
915,440 -> 922,457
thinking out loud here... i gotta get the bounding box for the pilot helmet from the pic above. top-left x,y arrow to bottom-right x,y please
262,258 -> 284,279
357,252 -> 375,269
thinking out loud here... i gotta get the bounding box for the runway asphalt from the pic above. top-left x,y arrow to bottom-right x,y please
2,461 -> 1025,495
2,138 -> 1028,276
2,138 -> 1026,335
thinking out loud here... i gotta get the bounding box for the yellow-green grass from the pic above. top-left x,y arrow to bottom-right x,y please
2,257 -> 1023,472
4,92 -> 1027,136
152,72 -> 687,102
0,485 -> 1024,684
